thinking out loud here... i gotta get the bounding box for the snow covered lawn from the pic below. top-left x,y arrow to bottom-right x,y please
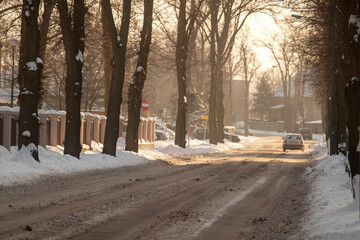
305,140 -> 360,239
0,136 -> 254,186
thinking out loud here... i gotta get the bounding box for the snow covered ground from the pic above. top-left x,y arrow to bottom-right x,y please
304,138 -> 360,239
1,130 -> 359,239
0,135 -> 257,186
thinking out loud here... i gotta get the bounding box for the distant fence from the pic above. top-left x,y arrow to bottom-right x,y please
0,107 -> 155,151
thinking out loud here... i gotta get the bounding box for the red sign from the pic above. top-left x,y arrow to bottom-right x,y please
141,99 -> 149,111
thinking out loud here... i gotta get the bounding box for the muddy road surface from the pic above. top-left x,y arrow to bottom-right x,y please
0,136 -> 316,240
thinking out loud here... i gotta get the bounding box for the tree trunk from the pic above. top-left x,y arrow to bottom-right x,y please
175,0 -> 188,148
58,0 -> 86,158
101,5 -> 112,115
209,0 -> 218,145
18,0 -> 42,161
125,0 -> 153,153
345,81 -> 360,179
102,0 -> 131,156
38,0 -> 55,109
244,82 -> 249,137
216,70 -> 224,142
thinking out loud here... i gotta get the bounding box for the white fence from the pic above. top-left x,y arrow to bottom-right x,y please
0,107 -> 155,151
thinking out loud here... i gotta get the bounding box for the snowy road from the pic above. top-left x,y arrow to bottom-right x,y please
0,136 -> 316,240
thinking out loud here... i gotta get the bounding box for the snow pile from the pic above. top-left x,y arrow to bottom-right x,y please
305,149 -> 360,239
0,137 -> 248,186
154,138 -> 244,156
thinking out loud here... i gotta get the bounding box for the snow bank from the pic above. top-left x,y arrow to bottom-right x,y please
0,136 -> 250,186
305,144 -> 360,239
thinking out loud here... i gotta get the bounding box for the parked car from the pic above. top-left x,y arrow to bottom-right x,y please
155,130 -> 169,140
235,121 -> 252,136
283,134 -> 305,151
300,128 -> 313,140
156,123 -> 175,140
193,128 -> 209,140
224,131 -> 241,143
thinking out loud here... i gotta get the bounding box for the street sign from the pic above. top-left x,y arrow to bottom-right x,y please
201,115 -> 208,120
141,99 -> 149,111
298,116 -> 304,122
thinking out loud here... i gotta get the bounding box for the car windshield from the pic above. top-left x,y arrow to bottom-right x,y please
286,135 -> 302,140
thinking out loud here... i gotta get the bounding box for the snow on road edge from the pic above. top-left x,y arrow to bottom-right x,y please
304,139 -> 360,239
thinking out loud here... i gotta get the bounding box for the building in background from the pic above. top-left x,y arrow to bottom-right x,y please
223,78 -> 246,126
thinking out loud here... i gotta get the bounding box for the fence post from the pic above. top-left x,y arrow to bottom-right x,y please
143,118 -> 148,142
58,111 -> 66,146
93,114 -> 100,143
48,111 -> 58,146
80,112 -> 85,146
84,112 -> 92,146
38,110 -> 48,148
1,107 -> 13,151
147,118 -> 153,143
100,116 -> 106,144
13,108 -> 19,147
138,118 -> 143,144
119,116 -> 124,137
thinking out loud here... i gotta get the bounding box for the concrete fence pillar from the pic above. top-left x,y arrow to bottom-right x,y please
138,118 -> 143,144
147,118 -> 153,143
13,110 -> 19,146
143,119 -> 148,142
84,113 -> 92,146
93,115 -> 100,143
38,110 -> 48,148
151,119 -> 156,142
58,111 -> 66,146
119,116 -> 124,137
100,116 -> 106,144
1,107 -> 13,151
48,112 -> 58,146
80,112 -> 85,146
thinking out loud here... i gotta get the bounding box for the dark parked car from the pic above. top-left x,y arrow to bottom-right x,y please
300,128 -> 313,140
193,128 -> 209,140
155,130 -> 169,140
224,132 -> 241,143
283,134 -> 305,151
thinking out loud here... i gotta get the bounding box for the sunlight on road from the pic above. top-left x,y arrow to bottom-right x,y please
169,136 -> 314,165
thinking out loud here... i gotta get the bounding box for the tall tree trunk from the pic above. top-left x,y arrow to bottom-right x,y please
175,0 -> 188,148
18,0 -> 42,161
126,0 -> 153,153
244,81 -> 250,137
216,70 -> 224,142
209,0 -> 218,145
58,0 -> 86,158
345,81 -> 360,179
38,0 -> 55,109
101,5 -> 112,114
102,0 -> 131,156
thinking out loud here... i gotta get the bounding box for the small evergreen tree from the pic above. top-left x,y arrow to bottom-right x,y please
252,74 -> 273,121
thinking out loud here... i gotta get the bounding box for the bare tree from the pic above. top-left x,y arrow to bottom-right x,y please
17,0 -> 42,161
102,0 -> 131,156
239,38 -> 260,137
126,0 -> 153,152
209,0 -> 263,144
57,0 -> 86,158
261,32 -> 295,132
